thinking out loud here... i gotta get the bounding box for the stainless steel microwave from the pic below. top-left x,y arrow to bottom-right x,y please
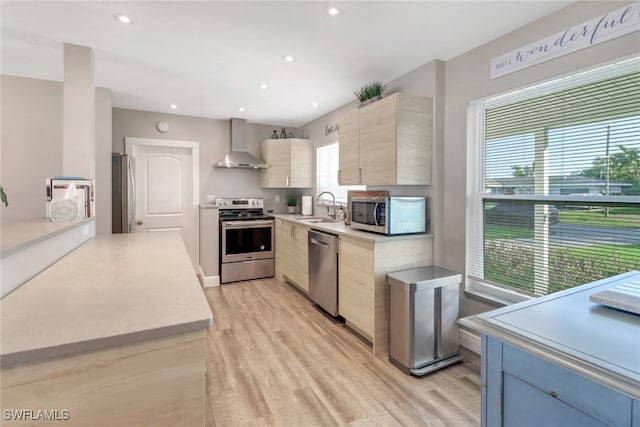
350,196 -> 427,235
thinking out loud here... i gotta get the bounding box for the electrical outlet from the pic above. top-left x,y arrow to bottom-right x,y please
206,194 -> 216,203
275,195 -> 281,203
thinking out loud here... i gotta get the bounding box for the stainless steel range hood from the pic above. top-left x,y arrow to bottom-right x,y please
214,118 -> 268,169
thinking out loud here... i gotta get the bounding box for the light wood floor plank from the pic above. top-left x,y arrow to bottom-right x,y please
204,277 -> 480,426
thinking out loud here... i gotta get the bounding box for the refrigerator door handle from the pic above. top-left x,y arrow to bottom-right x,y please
128,158 -> 136,232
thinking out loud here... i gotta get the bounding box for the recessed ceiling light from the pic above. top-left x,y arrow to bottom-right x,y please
259,83 -> 268,89
113,13 -> 133,24
170,104 -> 177,110
312,102 -> 318,107
239,107 -> 245,112
327,7 -> 339,16
283,55 -> 295,62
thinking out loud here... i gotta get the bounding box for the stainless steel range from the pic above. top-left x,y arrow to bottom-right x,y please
216,198 -> 275,284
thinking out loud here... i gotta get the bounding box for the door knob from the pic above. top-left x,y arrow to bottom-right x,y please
136,220 -> 143,225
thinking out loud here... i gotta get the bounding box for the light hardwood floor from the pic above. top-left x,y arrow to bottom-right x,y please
204,278 -> 481,426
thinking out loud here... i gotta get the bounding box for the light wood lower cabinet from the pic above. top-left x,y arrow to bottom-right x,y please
1,331 -> 205,426
338,235 -> 433,354
275,219 -> 309,292
338,237 -> 375,338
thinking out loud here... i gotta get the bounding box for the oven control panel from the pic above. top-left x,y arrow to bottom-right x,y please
215,198 -> 264,209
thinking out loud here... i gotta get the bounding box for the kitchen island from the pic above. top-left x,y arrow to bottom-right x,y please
1,231 -> 212,426
460,271 -> 640,427
271,214 -> 433,354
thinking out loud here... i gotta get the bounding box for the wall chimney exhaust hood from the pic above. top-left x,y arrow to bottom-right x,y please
214,118 -> 268,169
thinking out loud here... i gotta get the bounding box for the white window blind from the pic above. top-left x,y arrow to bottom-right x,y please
467,57 -> 640,300
316,142 -> 363,204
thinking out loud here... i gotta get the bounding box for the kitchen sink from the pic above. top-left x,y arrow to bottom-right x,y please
299,217 -> 336,224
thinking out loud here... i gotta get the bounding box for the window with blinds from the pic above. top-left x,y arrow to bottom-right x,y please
467,57 -> 640,301
316,142 -> 364,204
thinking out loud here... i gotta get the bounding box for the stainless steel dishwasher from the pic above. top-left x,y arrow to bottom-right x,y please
308,229 -> 339,316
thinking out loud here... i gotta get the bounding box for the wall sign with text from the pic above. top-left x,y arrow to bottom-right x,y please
324,123 -> 340,136
491,2 -> 640,79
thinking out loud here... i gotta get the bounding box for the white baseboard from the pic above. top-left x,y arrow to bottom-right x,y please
459,327 -> 481,355
197,266 -> 220,287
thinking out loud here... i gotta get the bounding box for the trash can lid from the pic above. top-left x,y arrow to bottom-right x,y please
386,266 -> 462,292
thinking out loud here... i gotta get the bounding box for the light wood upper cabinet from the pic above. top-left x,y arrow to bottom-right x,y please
338,110 -> 360,185
261,138 -> 313,188
338,92 -> 432,186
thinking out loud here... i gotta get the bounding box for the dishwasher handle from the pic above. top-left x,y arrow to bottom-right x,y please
310,237 -> 329,248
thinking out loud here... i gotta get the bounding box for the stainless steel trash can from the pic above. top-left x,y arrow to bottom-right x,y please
387,266 -> 464,376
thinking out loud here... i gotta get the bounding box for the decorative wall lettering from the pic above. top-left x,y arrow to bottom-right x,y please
491,2 -> 640,79
324,123 -> 340,136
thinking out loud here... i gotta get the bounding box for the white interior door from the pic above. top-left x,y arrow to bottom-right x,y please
125,138 -> 199,268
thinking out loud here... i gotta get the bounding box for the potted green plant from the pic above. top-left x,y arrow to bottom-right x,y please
286,192 -> 298,214
354,81 -> 385,108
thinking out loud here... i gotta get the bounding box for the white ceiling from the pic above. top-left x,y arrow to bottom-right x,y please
1,1 -> 575,127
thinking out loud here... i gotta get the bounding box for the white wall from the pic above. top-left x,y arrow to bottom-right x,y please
1,76 -> 63,224
62,43 -> 95,180
111,108 -> 298,214
95,88 -> 112,235
0,75 -> 112,233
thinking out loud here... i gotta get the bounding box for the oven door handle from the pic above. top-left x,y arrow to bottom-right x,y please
222,220 -> 274,227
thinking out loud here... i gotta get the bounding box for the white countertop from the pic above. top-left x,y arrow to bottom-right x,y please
270,213 -> 433,242
0,231 -> 213,366
460,271 -> 640,399
1,218 -> 93,257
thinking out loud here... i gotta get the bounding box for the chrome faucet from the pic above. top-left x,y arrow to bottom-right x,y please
316,191 -> 336,220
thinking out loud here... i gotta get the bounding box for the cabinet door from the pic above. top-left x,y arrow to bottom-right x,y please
261,139 -> 291,188
338,236 -> 375,339
359,94 -> 397,185
289,139 -> 313,188
396,93 -> 432,185
503,374 -> 608,427
274,219 -> 286,282
291,225 -> 309,291
338,110 -> 360,185
279,220 -> 294,281
279,222 -> 308,292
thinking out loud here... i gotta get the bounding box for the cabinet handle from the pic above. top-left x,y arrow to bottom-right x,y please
358,167 -> 362,183
337,170 -> 342,183
286,176 -> 290,187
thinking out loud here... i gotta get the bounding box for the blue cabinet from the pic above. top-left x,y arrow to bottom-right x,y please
484,336 -> 636,427
461,271 -> 640,427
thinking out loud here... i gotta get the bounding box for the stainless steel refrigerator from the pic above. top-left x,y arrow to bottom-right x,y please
111,153 -> 135,233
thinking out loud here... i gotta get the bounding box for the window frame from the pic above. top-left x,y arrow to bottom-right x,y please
315,141 -> 364,205
465,56 -> 640,304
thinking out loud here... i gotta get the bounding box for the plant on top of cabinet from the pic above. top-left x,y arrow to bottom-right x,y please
261,138 -> 313,188
354,81 -> 385,108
